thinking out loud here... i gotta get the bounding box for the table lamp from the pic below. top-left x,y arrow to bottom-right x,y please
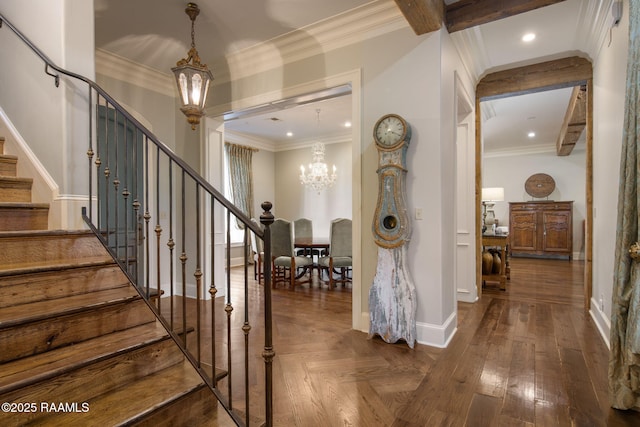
482,187 -> 504,235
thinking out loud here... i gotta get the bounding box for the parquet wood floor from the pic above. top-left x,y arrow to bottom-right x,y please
174,258 -> 640,426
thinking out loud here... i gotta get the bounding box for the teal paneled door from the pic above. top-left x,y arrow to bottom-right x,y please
97,106 -> 144,284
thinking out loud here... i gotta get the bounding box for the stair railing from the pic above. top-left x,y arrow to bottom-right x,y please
0,14 -> 274,427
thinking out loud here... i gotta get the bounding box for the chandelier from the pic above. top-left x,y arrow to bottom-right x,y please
299,142 -> 337,193
171,3 -> 213,130
300,109 -> 337,193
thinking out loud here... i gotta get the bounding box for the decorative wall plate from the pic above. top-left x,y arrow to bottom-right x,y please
525,173 -> 555,198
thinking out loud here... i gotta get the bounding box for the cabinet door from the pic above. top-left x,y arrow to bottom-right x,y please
510,211 -> 537,252
542,210 -> 571,254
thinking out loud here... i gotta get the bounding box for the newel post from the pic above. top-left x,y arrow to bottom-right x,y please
260,201 -> 274,426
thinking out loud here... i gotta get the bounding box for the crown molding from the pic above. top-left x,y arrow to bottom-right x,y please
225,130 -> 351,153
450,0 -> 613,83
575,0 -> 615,61
225,130 -> 275,152
218,1 -> 406,83
96,1 -> 406,94
276,134 -> 352,153
95,48 -> 175,97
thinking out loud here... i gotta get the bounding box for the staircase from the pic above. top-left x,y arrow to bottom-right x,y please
0,137 -> 49,231
0,138 -> 236,426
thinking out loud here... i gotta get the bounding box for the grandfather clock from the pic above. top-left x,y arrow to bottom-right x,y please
368,114 -> 416,348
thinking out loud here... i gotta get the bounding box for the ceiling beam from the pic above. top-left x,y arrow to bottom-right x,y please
446,0 -> 567,33
476,56 -> 592,101
556,85 -> 586,156
394,0 -> 444,35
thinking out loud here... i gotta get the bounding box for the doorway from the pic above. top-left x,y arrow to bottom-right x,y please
212,69 -> 365,330
474,56 -> 593,309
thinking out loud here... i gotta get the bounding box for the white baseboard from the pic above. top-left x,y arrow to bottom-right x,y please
589,297 -> 611,349
416,311 -> 458,348
457,288 -> 478,303
358,310 -> 457,348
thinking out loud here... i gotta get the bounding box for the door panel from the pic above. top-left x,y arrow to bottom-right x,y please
97,106 -> 144,283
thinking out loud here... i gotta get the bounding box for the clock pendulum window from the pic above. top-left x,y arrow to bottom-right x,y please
368,114 -> 417,348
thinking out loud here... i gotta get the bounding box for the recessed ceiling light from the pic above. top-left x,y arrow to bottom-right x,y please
344,121 -> 352,128
286,131 -> 293,137
522,33 -> 536,42
528,131 -> 536,138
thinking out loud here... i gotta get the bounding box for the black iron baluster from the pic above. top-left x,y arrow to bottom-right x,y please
195,182 -> 202,366
143,134 -> 151,300
261,202 -> 275,427
122,117 -> 130,276
209,196 -> 217,387
180,169 -> 187,347
155,145 -> 162,315
225,208 -> 233,409
168,159 -> 175,331
87,87 -> 94,222
243,225 -> 251,424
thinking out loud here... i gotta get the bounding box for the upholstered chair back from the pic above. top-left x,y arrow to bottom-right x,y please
294,218 -> 313,240
330,218 -> 352,258
271,219 -> 293,258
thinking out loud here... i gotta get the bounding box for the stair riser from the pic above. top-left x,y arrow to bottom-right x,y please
0,186 -> 31,203
132,387 -> 224,427
0,232 -> 113,269
131,385 -> 223,427
0,265 -> 128,309
0,338 -> 186,427
0,207 -> 48,232
0,339 -> 184,426
0,156 -> 17,177
0,299 -> 156,363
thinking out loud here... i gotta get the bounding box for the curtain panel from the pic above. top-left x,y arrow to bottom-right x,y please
610,0 -> 640,411
225,142 -> 256,229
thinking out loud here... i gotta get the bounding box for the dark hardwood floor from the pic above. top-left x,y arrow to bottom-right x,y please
173,258 -> 640,426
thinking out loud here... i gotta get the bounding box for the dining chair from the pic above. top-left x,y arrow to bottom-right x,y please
271,218 -> 313,289
294,218 -> 321,259
250,218 -> 264,284
319,218 -> 352,289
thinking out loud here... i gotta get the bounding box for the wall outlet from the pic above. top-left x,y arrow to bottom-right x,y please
415,208 -> 423,220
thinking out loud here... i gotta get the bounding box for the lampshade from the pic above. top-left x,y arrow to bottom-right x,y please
482,187 -> 504,202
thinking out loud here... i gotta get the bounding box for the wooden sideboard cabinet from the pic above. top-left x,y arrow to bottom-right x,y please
509,201 -> 573,260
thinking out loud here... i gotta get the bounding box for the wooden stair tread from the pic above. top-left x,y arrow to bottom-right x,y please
0,229 -> 94,238
34,361 -> 206,426
0,321 -> 170,394
0,202 -> 49,208
131,385 -> 238,427
0,263 -> 128,309
0,256 -> 116,276
0,155 -> 18,177
0,285 -> 139,328
0,176 -> 32,184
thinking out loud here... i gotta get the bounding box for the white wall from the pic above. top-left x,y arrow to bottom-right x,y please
590,0 -> 630,346
484,148 -> 587,260
274,141 -> 352,237
207,23 -> 471,347
252,149 -> 276,218
0,0 -> 95,228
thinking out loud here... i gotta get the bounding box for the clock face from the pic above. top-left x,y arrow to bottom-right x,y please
374,114 -> 407,148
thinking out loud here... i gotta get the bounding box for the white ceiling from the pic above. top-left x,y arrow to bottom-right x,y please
94,0 -> 615,152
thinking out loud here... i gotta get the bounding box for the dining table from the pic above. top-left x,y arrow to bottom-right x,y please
293,237 -> 330,278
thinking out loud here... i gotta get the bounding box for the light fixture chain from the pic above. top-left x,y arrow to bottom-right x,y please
190,15 -> 196,49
